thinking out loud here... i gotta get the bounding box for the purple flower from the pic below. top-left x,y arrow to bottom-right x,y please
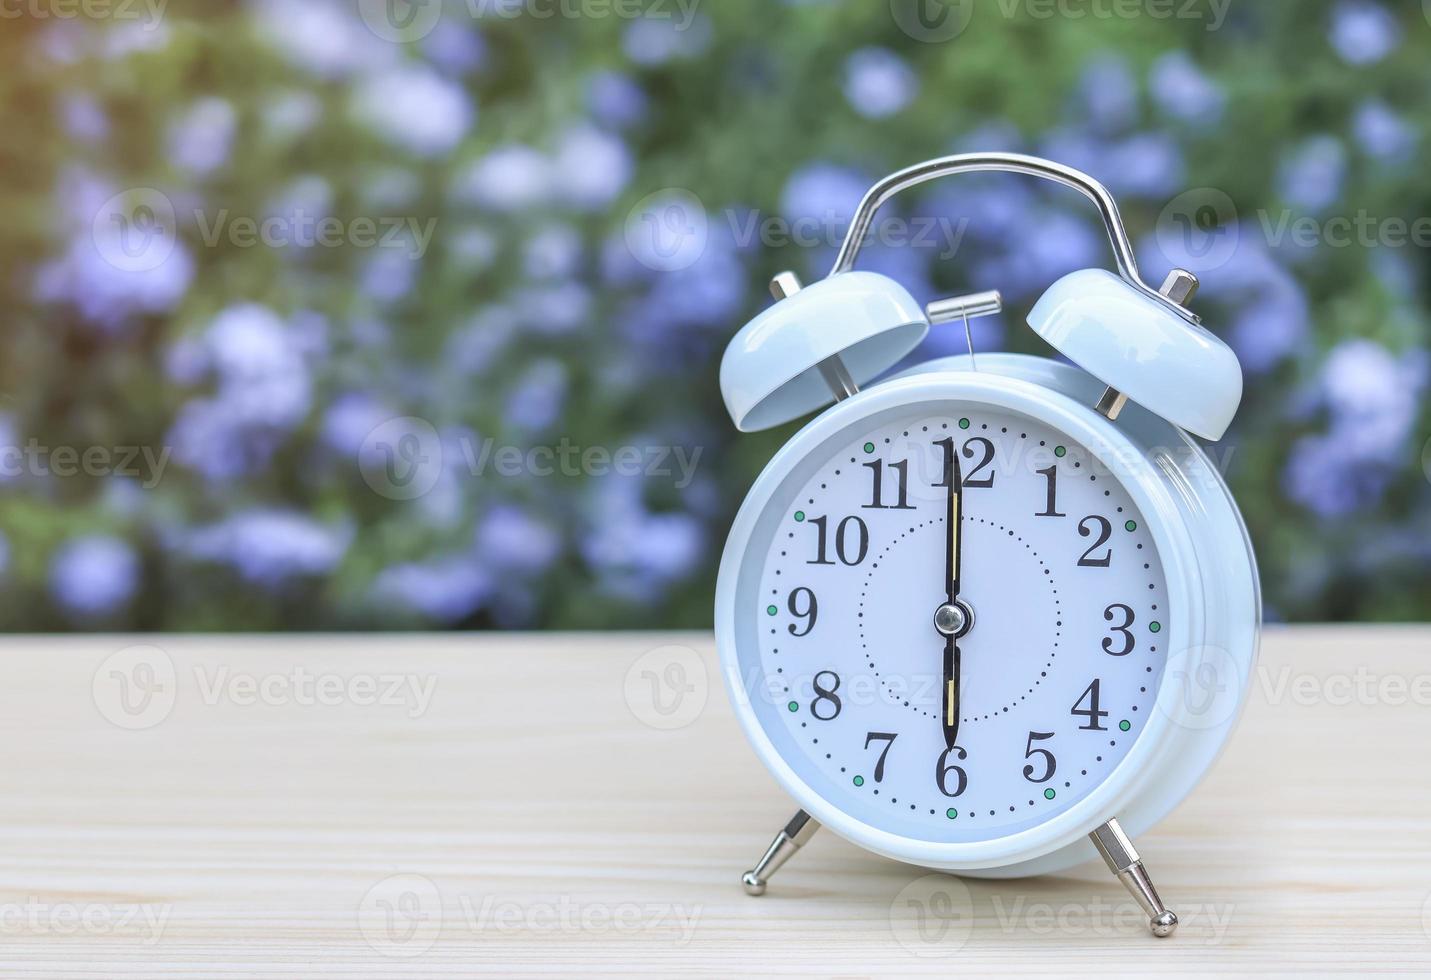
184,510 -> 349,588
1329,1 -> 1400,66
62,94 -> 109,143
504,359 -> 568,433
350,65 -> 474,158
553,124 -> 632,212
515,280 -> 592,335
422,18 -> 486,76
50,536 -> 139,617
780,162 -> 869,232
842,47 -> 918,119
588,71 -> 648,130
622,15 -> 711,66
1320,339 -> 1426,463
1277,136 -> 1346,212
361,249 -> 420,304
168,305 -> 312,481
475,505 -> 561,576
37,231 -> 195,334
1353,100 -> 1414,164
524,224 -> 583,280
1075,56 -> 1138,134
253,0 -> 395,79
371,557 -> 489,622
1148,52 -> 1224,126
322,392 -> 392,455
453,145 -> 552,212
169,97 -> 237,177
1103,132 -> 1185,199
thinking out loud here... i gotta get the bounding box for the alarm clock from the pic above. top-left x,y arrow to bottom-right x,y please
713,153 -> 1259,938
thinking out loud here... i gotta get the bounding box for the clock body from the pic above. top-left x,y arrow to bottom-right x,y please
714,353 -> 1259,878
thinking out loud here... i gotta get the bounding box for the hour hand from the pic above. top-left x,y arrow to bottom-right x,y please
942,634 -> 959,750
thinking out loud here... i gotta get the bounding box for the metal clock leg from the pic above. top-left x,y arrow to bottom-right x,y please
741,809 -> 820,896
1089,818 -> 1179,937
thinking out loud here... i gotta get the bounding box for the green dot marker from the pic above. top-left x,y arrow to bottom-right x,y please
787,701 -> 798,712
793,511 -> 805,522
1125,520 -> 1138,532
863,442 -> 875,454
1044,788 -> 1056,800
958,418 -> 971,429
1054,445 -> 1067,458
1119,719 -> 1131,732
766,605 -> 777,616
853,775 -> 865,787
1150,621 -> 1162,633
946,808 -> 957,819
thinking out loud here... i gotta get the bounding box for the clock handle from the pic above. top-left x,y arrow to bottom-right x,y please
741,809 -> 821,896
1090,818 -> 1180,938
829,152 -> 1198,328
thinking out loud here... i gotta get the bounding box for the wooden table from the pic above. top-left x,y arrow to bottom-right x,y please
0,627 -> 1426,976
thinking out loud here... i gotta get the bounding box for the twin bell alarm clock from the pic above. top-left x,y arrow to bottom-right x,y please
713,153 -> 1259,938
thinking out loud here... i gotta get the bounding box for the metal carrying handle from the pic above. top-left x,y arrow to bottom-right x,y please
829,152 -> 1198,324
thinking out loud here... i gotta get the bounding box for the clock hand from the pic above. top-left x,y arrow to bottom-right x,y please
939,436 -> 963,751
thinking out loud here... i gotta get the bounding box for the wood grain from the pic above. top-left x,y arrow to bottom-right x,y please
0,626 -> 1425,976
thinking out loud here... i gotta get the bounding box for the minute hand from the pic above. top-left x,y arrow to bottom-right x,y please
941,438 -> 963,750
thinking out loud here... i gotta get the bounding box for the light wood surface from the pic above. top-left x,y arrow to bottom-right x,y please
0,627 -> 1426,976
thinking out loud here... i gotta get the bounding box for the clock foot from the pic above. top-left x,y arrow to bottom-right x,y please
1089,818 -> 1178,938
741,809 -> 820,896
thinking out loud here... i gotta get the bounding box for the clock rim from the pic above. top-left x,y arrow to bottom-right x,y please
715,367 -> 1243,872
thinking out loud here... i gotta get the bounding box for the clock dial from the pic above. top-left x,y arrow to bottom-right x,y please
749,404 -> 1169,843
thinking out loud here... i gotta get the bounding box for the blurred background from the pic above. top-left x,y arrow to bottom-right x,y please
0,0 -> 1427,630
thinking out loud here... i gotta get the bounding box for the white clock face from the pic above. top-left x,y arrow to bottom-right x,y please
739,402 -> 1169,844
